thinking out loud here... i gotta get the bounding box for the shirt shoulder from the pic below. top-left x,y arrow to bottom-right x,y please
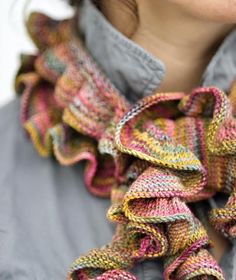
0,97 -> 35,162
0,97 -> 21,130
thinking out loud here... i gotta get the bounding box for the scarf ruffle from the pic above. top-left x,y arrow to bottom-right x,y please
15,12 -> 236,280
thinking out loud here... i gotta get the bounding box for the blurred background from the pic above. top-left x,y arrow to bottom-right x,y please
0,0 -> 73,107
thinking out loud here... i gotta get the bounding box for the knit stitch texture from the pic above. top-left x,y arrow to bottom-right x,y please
15,12 -> 236,280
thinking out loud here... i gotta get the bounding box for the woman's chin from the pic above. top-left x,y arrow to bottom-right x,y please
170,0 -> 236,24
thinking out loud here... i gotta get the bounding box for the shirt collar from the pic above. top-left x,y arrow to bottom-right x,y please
79,0 -> 236,103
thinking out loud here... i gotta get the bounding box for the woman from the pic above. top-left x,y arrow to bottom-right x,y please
1,0 -> 236,279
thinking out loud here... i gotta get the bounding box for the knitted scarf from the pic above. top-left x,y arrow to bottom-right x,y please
15,12 -> 236,280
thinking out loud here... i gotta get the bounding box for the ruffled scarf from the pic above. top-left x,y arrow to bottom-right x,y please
15,11 -> 236,280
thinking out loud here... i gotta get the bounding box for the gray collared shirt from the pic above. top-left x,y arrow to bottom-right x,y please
0,0 -> 236,279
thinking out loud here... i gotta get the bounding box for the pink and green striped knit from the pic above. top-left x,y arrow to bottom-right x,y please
15,12 -> 236,280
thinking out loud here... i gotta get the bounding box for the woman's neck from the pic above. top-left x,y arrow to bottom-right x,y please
102,0 -> 235,93
132,0 -> 235,92
133,1 -> 234,61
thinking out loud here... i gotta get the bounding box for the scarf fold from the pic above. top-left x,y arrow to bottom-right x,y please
15,12 -> 236,280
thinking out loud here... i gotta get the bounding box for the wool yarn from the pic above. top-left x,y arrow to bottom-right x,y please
15,11 -> 236,280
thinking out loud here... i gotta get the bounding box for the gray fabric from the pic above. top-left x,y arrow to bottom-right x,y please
0,98 -> 163,279
0,97 -> 113,279
1,0 -> 236,278
202,28 -> 236,91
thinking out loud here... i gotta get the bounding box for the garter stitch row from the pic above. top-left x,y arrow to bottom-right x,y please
15,12 -> 236,280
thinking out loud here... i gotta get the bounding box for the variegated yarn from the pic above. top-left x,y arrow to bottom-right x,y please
15,12 -> 236,280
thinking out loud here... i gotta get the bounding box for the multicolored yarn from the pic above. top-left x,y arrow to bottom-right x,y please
15,11 -> 236,280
